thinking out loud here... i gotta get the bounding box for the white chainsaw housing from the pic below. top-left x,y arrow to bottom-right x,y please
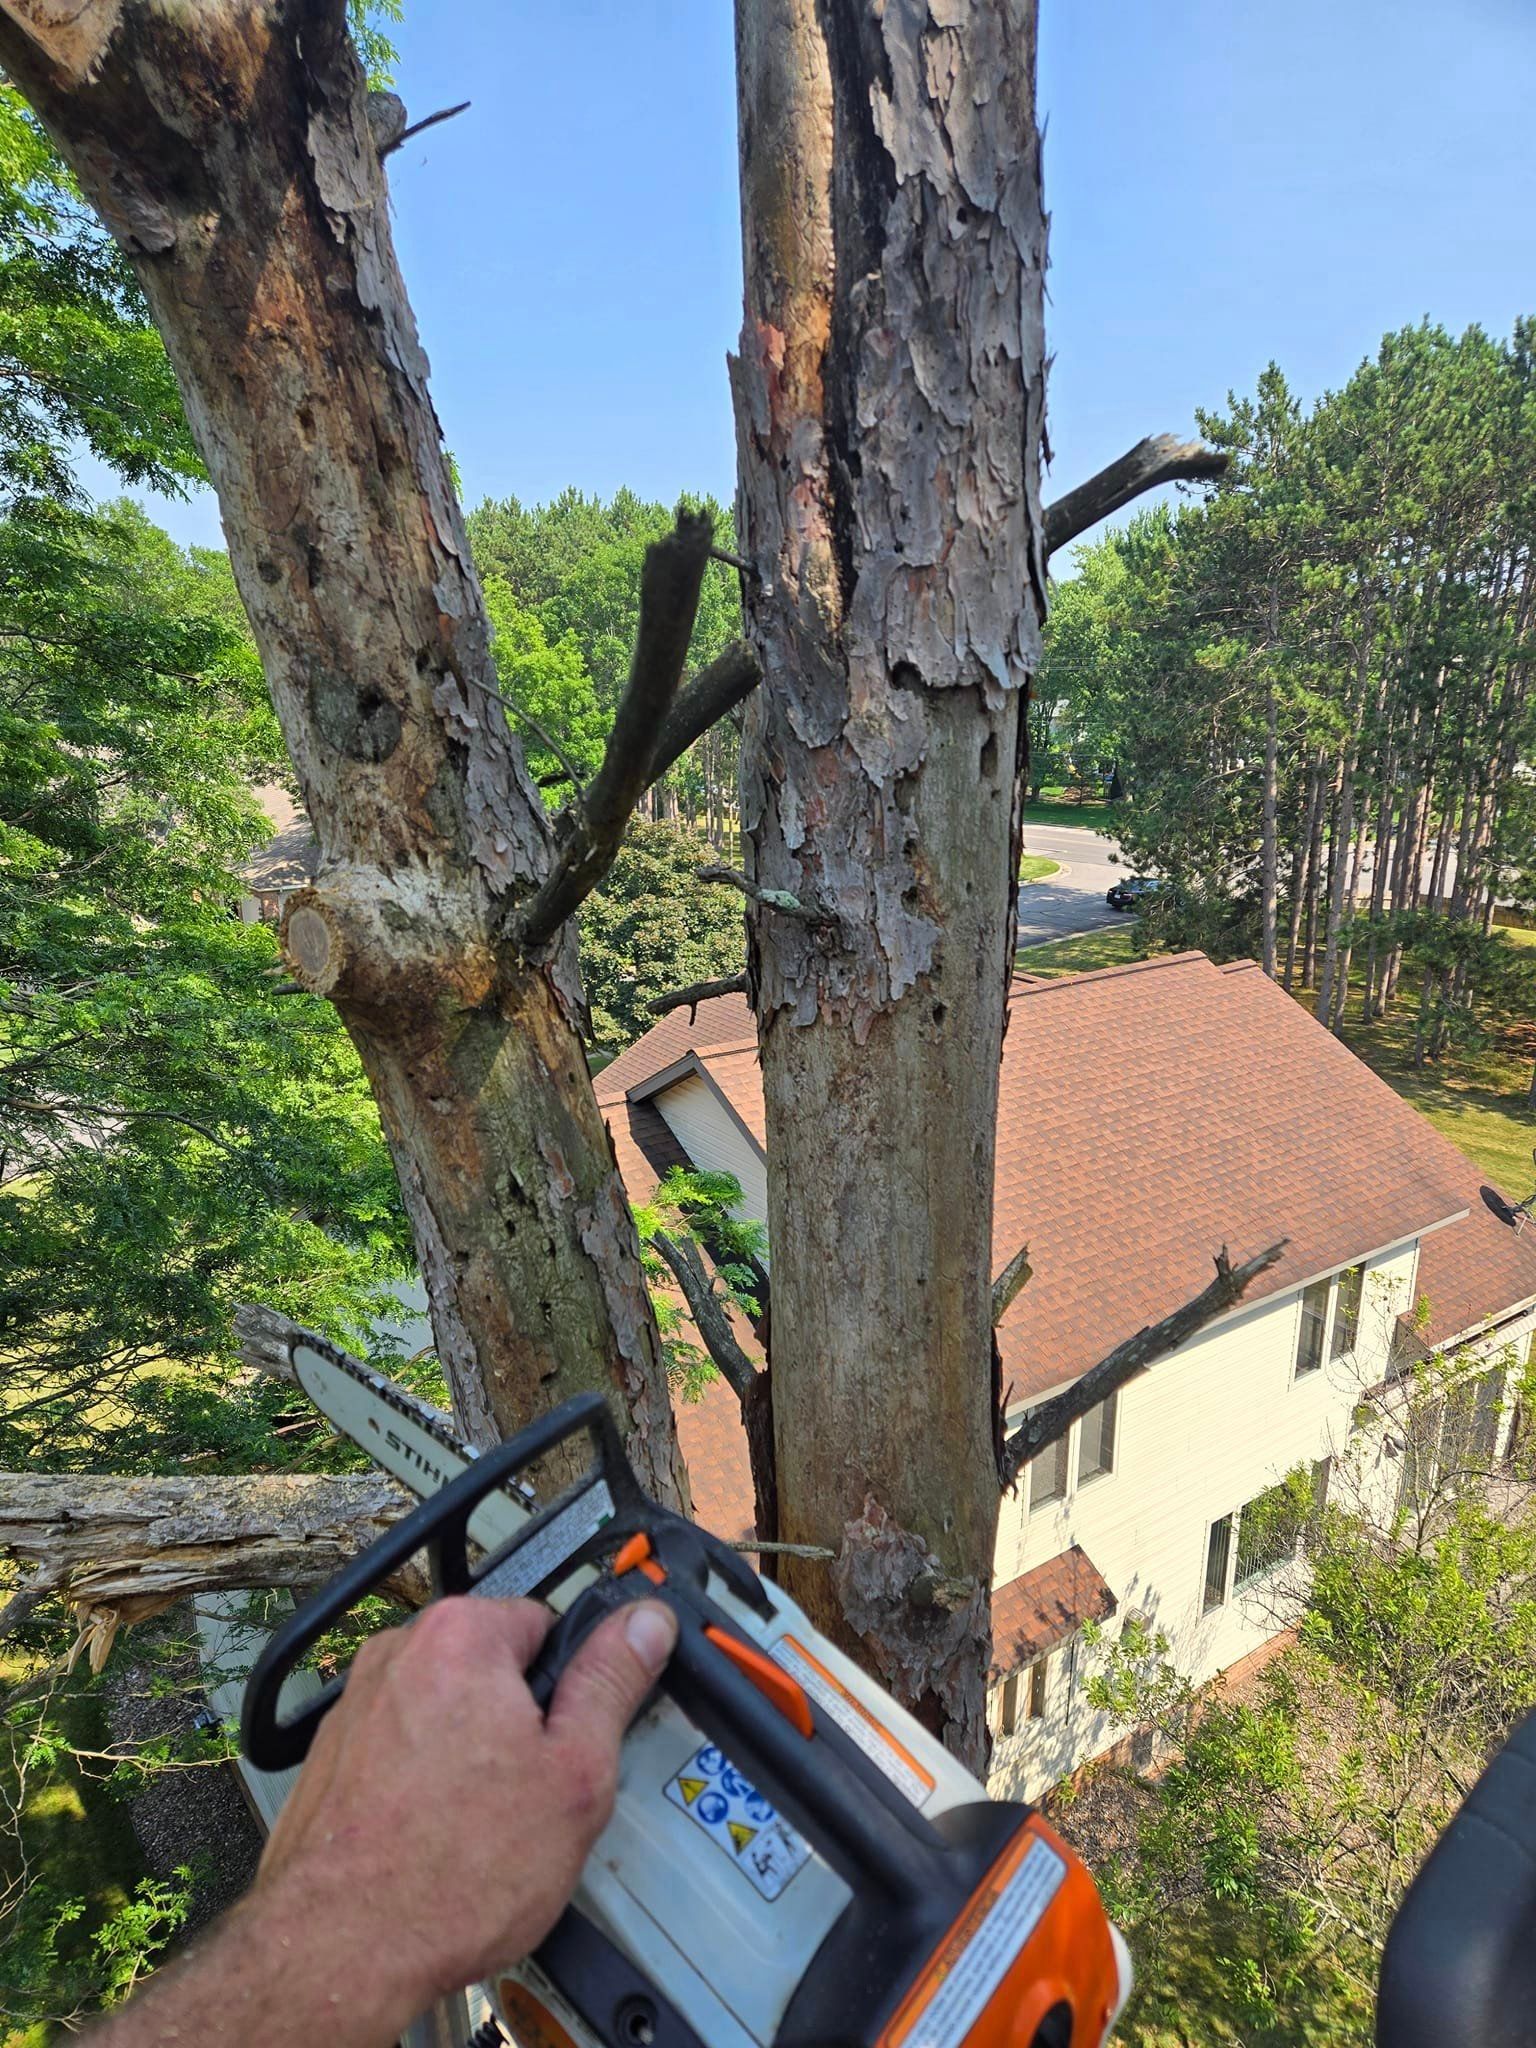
496,1562 -> 986,2048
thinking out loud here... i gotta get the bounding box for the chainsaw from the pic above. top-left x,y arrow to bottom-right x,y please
240,1336 -> 1132,2048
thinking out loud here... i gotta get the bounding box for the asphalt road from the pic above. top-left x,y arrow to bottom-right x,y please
1016,820 -> 1130,949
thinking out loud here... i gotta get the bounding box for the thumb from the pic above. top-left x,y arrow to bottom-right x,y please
545,1599 -> 678,1752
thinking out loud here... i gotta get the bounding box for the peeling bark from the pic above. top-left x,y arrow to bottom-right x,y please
0,0 -> 686,1505
0,1472 -> 418,1671
731,0 -> 1047,1768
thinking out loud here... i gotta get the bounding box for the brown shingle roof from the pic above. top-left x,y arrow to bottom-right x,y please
1412,1158 -> 1536,1348
602,951 -> 1536,1545
991,1545 -> 1116,1675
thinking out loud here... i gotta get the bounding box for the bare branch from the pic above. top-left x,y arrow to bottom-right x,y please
999,1240 -> 1287,1486
726,1539 -> 835,1560
697,864 -> 833,926
650,1229 -> 759,1403
0,1472 -> 417,1671
991,1242 -> 1033,1326
708,546 -> 754,576
511,509 -> 715,949
388,100 -> 471,155
646,640 -> 760,790
647,972 -> 751,1020
1044,434 -> 1229,558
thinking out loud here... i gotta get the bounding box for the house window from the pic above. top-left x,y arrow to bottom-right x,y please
1233,1478 -> 1306,1591
1028,1430 -> 1071,1514
1077,1391 -> 1118,1485
1294,1279 -> 1331,1377
1028,1657 -> 1049,1720
1330,1264 -> 1366,1361
997,1671 -> 1021,1737
1203,1514 -> 1232,1611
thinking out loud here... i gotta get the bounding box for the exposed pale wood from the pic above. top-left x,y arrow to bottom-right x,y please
1043,435 -> 1229,557
0,0 -> 686,1505
731,0 -> 1046,1768
0,1473 -> 417,1671
999,1241 -> 1288,1485
991,1244 -> 1034,1327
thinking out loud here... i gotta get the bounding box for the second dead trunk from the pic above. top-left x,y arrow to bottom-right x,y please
730,0 -> 1047,1766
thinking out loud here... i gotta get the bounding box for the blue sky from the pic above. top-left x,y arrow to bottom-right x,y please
100,0 -> 1536,560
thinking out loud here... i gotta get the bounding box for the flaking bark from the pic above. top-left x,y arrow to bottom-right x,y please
0,0 -> 686,1505
731,0 -> 1047,1766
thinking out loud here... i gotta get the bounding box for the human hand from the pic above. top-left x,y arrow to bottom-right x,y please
249,1594 -> 678,2036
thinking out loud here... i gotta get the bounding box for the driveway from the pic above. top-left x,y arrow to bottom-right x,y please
1016,820 -> 1129,949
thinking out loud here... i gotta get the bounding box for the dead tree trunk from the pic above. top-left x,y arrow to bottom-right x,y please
730,0 -> 1046,1765
0,0 -> 692,1503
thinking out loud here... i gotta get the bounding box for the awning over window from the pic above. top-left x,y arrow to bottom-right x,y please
991,1545 -> 1116,1677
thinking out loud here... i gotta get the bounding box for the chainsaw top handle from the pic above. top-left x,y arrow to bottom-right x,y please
241,1395 -> 955,1912
240,1394 -> 654,1773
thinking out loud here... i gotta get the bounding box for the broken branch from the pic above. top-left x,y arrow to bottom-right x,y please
648,972 -> 751,1020
388,100 -> 471,155
646,640 -> 760,791
999,1240 -> 1287,1486
511,508 -> 715,949
1044,434 -> 1229,558
0,1472 -> 417,1671
650,1229 -> 759,1403
991,1242 -> 1033,1326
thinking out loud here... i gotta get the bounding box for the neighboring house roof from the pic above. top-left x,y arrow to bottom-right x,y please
991,1546 -> 1117,1677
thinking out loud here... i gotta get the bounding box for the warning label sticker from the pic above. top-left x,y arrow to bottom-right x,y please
770,1637 -> 935,1808
664,1743 -> 810,1902
882,1835 -> 1066,2048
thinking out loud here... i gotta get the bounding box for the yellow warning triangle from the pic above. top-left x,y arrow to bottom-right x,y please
728,1820 -> 758,1854
677,1778 -> 707,1806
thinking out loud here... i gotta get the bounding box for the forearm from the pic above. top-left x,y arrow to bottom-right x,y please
88,1883 -> 425,2048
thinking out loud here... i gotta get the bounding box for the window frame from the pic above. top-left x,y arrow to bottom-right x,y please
1027,1427 -> 1071,1515
1294,1277 -> 1332,1379
1027,1656 -> 1049,1721
1203,1512 -> 1233,1611
997,1671 -> 1021,1738
1329,1262 -> 1366,1363
1076,1390 -> 1118,1486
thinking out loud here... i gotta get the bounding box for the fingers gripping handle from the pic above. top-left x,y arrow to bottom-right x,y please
242,1395 -> 637,1772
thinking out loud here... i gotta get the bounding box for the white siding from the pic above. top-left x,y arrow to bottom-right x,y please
991,1244 -> 1419,1798
652,1072 -> 771,1258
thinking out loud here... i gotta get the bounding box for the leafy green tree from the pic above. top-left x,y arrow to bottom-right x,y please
634,1166 -> 766,1402
482,573 -> 607,790
578,819 -> 745,1050
0,499 -> 414,1476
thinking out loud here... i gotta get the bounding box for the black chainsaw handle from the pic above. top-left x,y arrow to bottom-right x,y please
241,1395 -> 644,1772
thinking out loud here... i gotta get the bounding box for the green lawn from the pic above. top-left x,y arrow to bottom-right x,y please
1322,985 -> 1536,1192
1017,853 -> 1061,884
1019,925 -> 1138,978
1022,794 -> 1122,833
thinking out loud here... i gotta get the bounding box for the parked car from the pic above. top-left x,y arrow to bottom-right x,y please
1106,875 -> 1162,912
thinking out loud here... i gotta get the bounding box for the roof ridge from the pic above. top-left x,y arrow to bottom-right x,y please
1010,949 -> 1214,995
